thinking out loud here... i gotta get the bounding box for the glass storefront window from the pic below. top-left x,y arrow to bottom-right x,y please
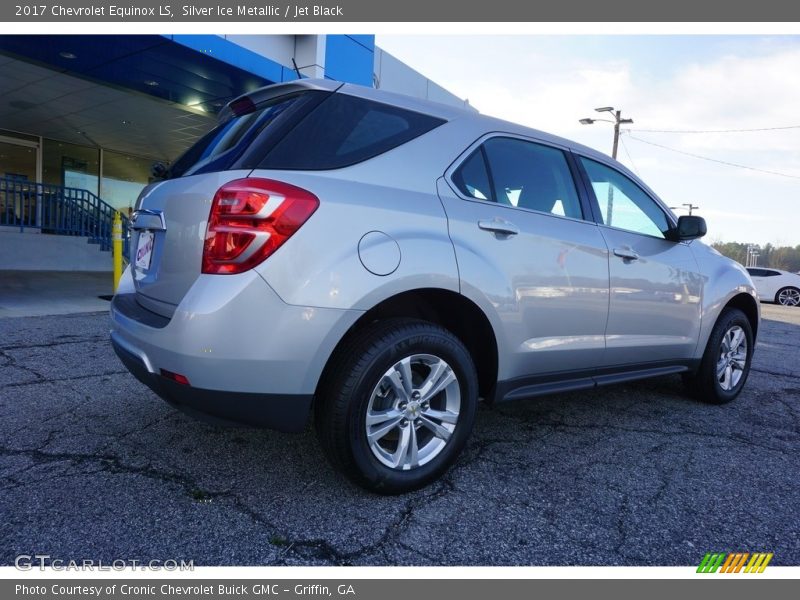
101,150 -> 152,212
11,136 -> 156,214
0,138 -> 38,226
0,140 -> 37,182
42,139 -> 99,195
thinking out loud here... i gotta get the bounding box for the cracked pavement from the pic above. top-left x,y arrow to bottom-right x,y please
1,304 -> 799,566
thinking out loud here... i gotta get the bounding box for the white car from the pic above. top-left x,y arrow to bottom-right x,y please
746,267 -> 800,307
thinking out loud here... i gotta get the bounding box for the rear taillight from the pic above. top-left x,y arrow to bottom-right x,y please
202,178 -> 319,275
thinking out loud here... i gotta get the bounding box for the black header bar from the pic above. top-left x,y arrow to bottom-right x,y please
3,0 -> 800,22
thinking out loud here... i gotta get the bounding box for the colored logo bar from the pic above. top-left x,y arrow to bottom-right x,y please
697,552 -> 773,573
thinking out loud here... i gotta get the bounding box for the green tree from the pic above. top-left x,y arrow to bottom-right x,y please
712,242 -> 800,272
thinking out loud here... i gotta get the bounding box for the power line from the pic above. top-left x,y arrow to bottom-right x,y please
625,124 -> 800,134
618,134 -> 641,177
624,133 -> 800,180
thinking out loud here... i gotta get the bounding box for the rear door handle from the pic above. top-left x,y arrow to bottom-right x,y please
613,247 -> 640,261
478,219 -> 519,236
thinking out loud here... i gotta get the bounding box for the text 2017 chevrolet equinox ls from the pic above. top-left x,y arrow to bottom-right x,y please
111,79 -> 759,493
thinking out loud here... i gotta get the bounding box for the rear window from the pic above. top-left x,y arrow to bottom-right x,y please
167,91 -> 319,179
258,93 -> 446,170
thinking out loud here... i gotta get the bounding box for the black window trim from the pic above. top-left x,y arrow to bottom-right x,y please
479,145 -> 498,204
444,132 -> 595,225
572,152 -> 680,242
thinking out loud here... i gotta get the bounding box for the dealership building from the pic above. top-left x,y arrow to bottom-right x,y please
0,35 -> 471,269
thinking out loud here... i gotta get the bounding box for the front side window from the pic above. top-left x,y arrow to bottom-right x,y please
580,157 -> 670,238
452,137 -> 583,220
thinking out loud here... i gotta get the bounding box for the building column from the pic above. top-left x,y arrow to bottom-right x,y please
294,35 -> 326,79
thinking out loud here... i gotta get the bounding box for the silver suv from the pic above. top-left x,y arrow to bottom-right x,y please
111,79 -> 759,493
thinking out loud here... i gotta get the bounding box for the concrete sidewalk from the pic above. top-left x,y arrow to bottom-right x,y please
0,270 -> 113,318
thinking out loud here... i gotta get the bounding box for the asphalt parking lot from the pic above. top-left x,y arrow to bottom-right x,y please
1,304 -> 798,566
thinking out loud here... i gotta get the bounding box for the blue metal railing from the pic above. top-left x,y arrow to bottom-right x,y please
0,177 -> 129,254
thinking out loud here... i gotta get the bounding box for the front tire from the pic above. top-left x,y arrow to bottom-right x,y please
776,287 -> 800,307
683,308 -> 754,404
315,318 -> 478,494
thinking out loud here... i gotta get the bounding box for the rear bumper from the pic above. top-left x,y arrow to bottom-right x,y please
110,269 -> 362,431
112,334 -> 311,431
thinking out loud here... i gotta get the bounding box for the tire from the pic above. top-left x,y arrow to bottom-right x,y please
315,318 -> 478,494
775,287 -> 800,307
683,308 -> 754,404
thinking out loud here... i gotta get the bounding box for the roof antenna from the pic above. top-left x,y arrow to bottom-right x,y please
291,58 -> 302,79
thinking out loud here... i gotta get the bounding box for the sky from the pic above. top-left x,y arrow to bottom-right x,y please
375,35 -> 800,247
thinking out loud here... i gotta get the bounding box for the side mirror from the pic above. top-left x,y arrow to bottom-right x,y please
670,215 -> 707,241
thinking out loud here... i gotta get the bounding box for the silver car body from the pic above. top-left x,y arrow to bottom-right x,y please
111,79 -> 759,431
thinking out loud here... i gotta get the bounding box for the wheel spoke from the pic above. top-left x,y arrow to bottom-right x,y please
419,415 -> 452,441
419,365 -> 456,403
407,425 -> 419,468
385,370 -> 409,402
723,364 -> 733,388
390,426 -> 410,467
366,408 -> 403,427
367,414 -> 403,443
396,357 -> 414,397
716,359 -> 728,379
390,425 -> 419,469
417,358 -> 446,395
730,328 -> 745,351
421,407 -> 459,425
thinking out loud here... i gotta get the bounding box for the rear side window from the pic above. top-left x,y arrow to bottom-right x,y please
168,91 -> 319,179
452,137 -> 583,220
259,94 -> 445,170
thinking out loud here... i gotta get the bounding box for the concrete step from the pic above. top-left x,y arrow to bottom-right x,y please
0,230 -> 114,271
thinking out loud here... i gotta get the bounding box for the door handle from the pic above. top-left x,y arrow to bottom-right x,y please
613,247 -> 640,261
478,219 -> 519,236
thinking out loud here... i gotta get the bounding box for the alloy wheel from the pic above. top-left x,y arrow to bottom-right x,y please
365,354 -> 461,471
777,288 -> 800,306
716,325 -> 748,391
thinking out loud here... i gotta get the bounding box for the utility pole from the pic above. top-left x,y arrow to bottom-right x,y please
579,107 -> 634,224
611,109 -> 622,159
579,107 -> 634,160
